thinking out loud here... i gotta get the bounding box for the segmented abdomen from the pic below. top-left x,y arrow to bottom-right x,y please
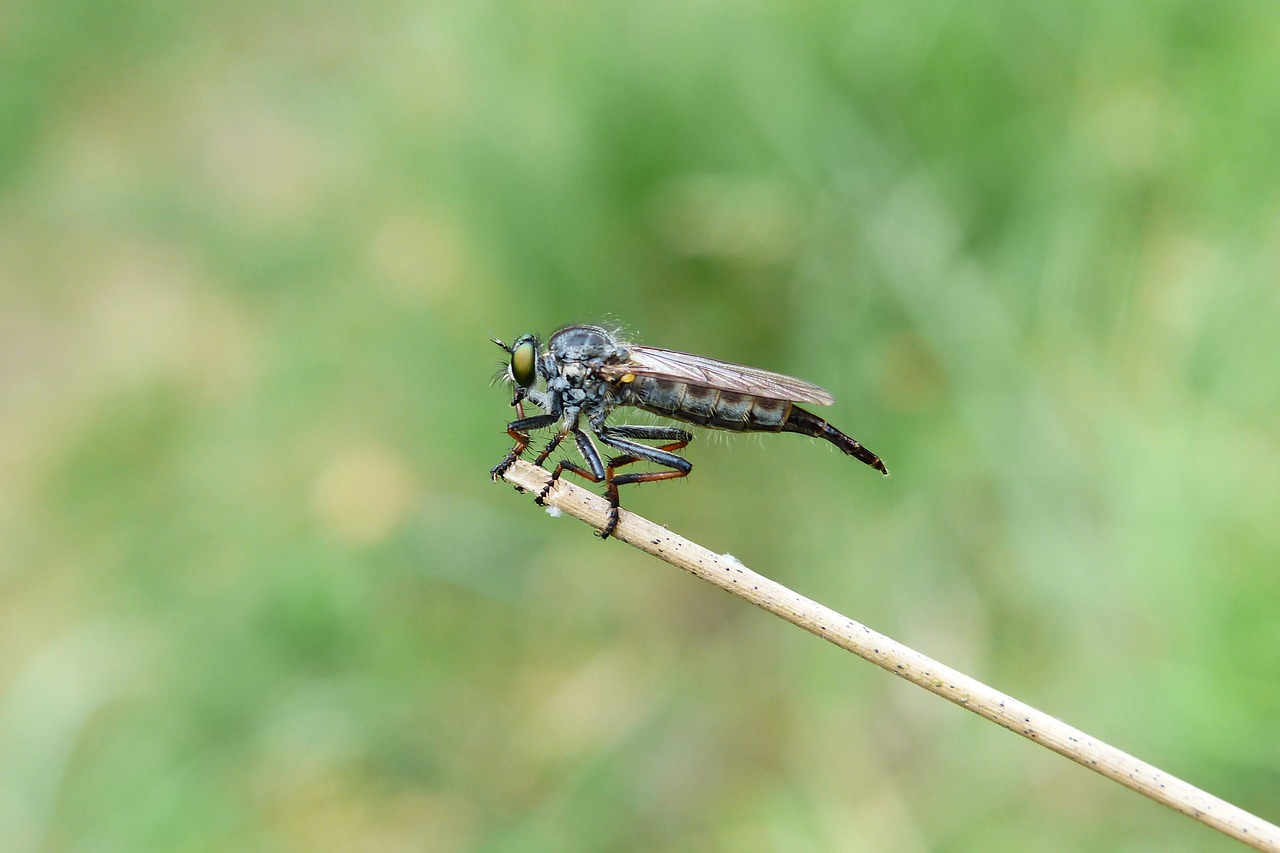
622,377 -> 792,431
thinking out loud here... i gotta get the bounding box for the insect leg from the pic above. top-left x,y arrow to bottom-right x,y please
523,387 -> 552,410
604,424 -> 692,441
491,413 -> 560,482
533,429 -> 568,467
599,425 -> 692,471
595,430 -> 693,539
535,427 -> 607,505
598,434 -> 693,482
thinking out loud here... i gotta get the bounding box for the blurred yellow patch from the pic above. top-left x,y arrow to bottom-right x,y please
310,445 -> 416,546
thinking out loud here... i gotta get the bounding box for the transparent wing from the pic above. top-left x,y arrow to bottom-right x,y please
601,345 -> 835,406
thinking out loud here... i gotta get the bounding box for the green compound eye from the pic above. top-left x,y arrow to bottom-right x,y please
511,337 -> 537,388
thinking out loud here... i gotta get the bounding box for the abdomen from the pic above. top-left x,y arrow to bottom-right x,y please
623,377 -> 792,431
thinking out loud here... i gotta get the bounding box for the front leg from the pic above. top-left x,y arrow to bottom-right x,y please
509,385 -> 551,422
491,413 -> 559,483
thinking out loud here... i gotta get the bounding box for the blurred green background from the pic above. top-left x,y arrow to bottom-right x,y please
3,1 -> 1279,850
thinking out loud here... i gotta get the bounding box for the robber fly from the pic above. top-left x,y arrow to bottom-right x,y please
490,324 -> 887,538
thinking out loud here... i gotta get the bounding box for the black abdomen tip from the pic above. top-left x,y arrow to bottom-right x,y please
782,405 -> 888,476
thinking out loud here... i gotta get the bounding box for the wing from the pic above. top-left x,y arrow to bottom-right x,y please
602,344 -> 835,406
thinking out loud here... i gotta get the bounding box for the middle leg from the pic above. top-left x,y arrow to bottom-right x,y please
535,427 -> 607,506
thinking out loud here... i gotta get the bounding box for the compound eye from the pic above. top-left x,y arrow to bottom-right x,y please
511,337 -> 537,388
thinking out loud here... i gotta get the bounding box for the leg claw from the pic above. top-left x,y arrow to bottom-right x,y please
599,509 -> 619,540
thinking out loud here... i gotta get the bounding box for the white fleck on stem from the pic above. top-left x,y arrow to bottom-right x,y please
498,460 -> 1280,852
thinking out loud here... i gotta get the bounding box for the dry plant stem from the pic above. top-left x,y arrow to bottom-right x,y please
500,460 -> 1280,852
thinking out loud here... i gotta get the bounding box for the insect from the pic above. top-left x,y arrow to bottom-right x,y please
490,324 -> 887,538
